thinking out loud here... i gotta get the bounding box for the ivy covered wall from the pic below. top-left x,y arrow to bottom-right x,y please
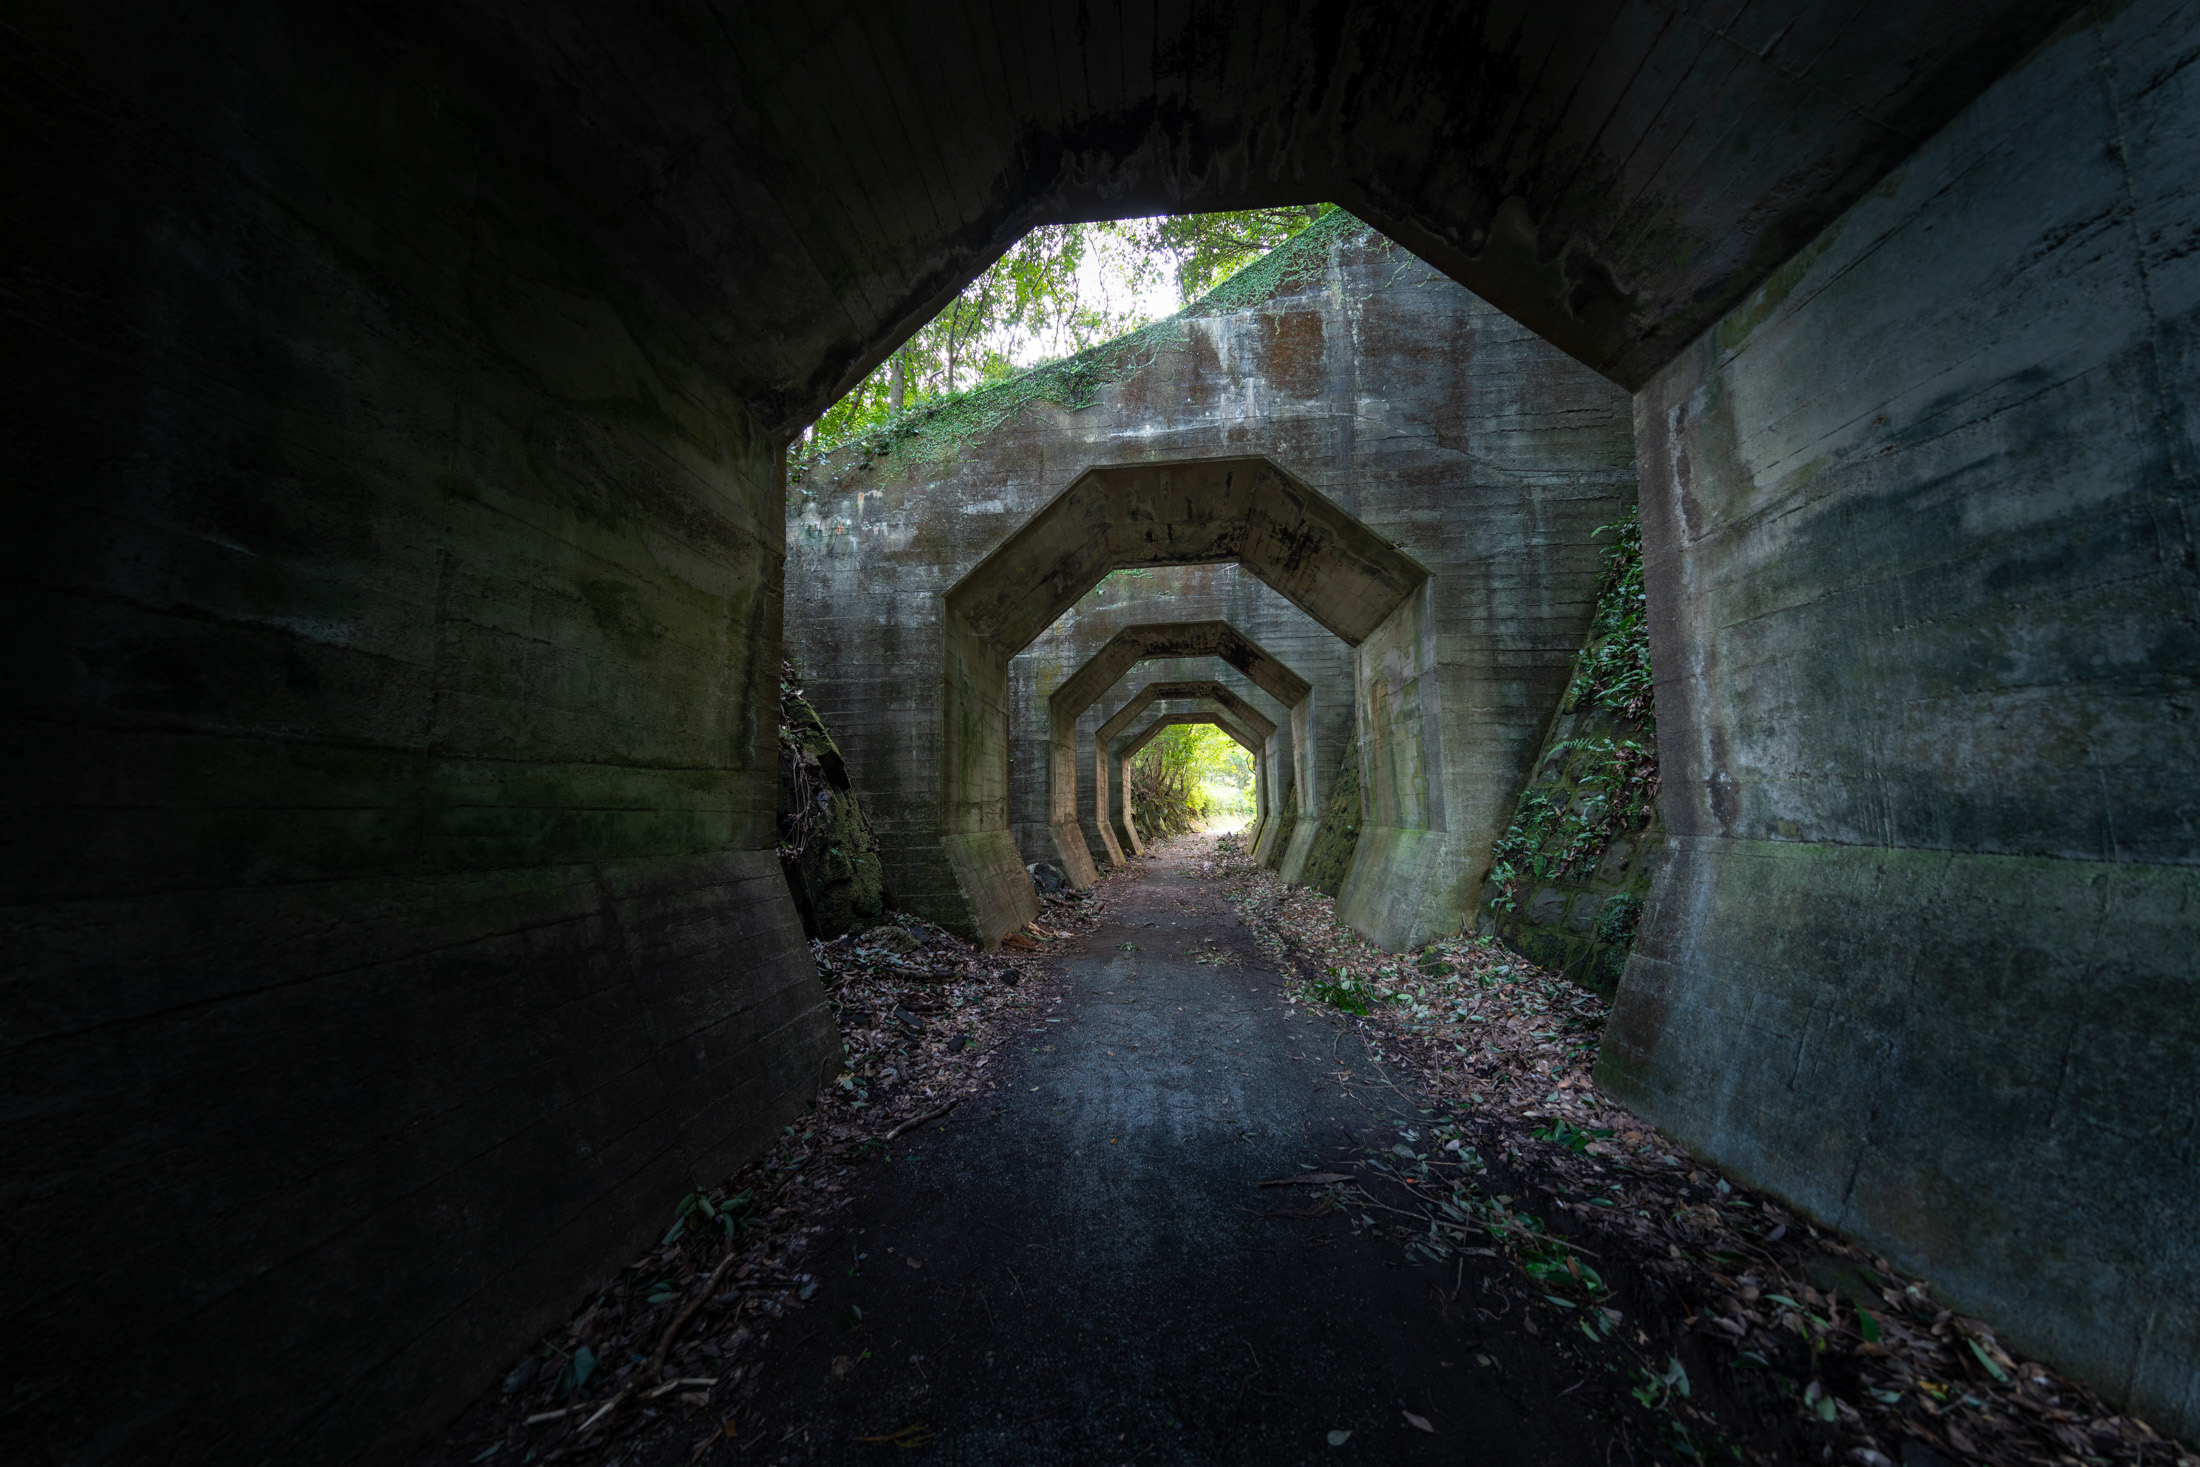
1478,509 -> 1659,998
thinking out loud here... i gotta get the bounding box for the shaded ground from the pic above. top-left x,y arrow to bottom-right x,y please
422,835 -> 2195,1467
727,839 -> 1603,1465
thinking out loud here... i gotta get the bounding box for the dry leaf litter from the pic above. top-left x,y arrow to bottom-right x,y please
1211,832 -> 2193,1467
417,890 -> 1105,1466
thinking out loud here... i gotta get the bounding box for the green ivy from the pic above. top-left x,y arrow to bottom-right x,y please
1561,506 -> 1652,724
1485,511 -> 1658,916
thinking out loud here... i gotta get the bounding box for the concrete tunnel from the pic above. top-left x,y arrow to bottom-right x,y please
5,2 -> 2197,1461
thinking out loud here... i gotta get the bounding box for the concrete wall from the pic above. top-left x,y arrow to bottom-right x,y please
2,10 -> 831,1463
1297,738 -> 1366,898
1601,2 -> 2200,1437
788,222 -> 1635,950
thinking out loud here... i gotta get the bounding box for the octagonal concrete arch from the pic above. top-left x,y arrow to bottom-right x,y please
939,458 -> 1425,943
1045,622 -> 1313,890
1095,681 -> 1276,864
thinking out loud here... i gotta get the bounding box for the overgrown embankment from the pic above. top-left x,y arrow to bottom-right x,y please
1481,507 -> 1661,996
777,664 -> 891,938
787,209 -> 1371,488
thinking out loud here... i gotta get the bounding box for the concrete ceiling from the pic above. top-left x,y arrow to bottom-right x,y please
438,0 -> 2075,429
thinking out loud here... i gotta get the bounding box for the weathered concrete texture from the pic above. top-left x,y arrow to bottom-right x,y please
778,674 -> 892,938
1260,788 -> 1304,873
464,0 -> 2073,420
790,225 -> 1634,952
1601,2 -> 2200,1437
0,9 -> 841,1466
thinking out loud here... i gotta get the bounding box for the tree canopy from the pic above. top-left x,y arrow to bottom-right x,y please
799,208 -> 1333,462
1129,722 -> 1256,837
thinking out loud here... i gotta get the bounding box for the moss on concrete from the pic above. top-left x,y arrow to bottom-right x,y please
777,664 -> 891,938
1479,509 -> 1659,999
1297,738 -> 1363,897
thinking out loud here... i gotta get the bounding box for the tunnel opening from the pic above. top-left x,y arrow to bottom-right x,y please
793,212 -> 1634,962
1095,680 -> 1277,859
937,458 -> 1426,944
1116,713 -> 1261,842
1040,618 -> 1318,886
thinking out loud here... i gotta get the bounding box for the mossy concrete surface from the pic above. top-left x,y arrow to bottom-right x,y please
1602,2 -> 2200,1437
3,11 -> 833,1463
1479,704 -> 1662,1001
1257,787 -> 1302,870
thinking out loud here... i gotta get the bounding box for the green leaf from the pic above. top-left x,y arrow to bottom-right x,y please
1967,1338 -> 2011,1383
1857,1307 -> 1881,1344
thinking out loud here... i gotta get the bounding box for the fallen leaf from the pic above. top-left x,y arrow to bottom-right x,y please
1326,1429 -> 1352,1446
1402,1410 -> 1435,1433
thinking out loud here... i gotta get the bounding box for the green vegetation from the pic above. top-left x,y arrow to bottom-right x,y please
1128,722 -> 1255,836
1113,206 -> 1332,301
1559,505 -> 1652,723
790,207 -> 1350,479
1486,507 -> 1658,918
1308,968 -> 1376,1015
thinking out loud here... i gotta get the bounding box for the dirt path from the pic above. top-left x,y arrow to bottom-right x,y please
736,837 -> 1603,1465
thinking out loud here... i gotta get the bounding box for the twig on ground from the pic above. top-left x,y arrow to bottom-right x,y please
883,1097 -> 960,1142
